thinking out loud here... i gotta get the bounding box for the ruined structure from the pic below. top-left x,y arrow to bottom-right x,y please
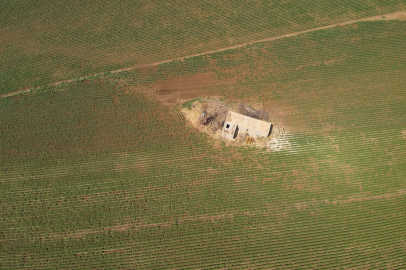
182,98 -> 273,144
221,111 -> 273,141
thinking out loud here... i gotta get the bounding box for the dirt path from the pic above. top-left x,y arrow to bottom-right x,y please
1,11 -> 405,99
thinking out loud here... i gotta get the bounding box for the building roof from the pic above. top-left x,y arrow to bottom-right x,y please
227,111 -> 271,133
221,111 -> 272,140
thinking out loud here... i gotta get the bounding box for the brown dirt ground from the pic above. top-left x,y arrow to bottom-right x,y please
147,71 -> 238,105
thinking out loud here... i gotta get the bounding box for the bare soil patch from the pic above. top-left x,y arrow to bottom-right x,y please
156,89 -> 176,95
179,97 -> 279,149
74,253 -> 87,257
111,94 -> 119,105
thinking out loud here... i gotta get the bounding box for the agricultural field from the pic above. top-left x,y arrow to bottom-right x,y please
1,0 -> 406,94
1,17 -> 406,270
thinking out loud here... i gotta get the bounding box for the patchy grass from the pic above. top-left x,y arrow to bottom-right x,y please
182,97 -> 202,110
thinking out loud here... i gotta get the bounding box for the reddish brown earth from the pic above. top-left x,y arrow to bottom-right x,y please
151,72 -> 237,105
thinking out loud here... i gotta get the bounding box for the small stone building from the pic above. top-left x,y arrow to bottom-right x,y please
221,111 -> 273,141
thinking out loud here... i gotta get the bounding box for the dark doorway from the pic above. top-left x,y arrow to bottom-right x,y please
267,124 -> 273,137
233,125 -> 239,139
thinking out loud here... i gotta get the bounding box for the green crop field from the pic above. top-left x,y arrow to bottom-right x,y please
1,0 -> 406,94
1,13 -> 406,270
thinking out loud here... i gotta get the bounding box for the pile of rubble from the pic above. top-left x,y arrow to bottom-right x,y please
237,103 -> 270,122
198,101 -> 271,132
198,100 -> 229,133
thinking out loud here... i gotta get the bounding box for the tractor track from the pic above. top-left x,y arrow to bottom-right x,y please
1,11 -> 405,99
